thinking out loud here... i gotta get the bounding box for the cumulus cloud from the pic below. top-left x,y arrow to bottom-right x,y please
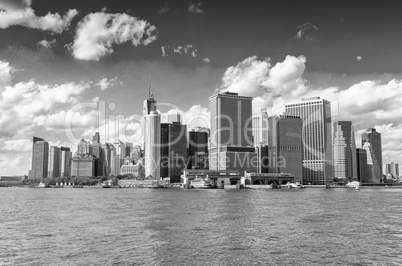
0,0 -> 78,33
37,38 -> 56,48
2,139 -> 31,151
96,76 -> 118,90
71,12 -> 157,61
161,44 -> 198,57
218,55 -> 308,113
0,59 -> 15,87
188,1 -> 203,14
295,22 -> 318,40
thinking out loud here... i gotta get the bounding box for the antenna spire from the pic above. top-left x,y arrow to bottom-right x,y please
148,75 -> 151,98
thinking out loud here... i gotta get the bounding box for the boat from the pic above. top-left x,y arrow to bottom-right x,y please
37,182 -> 50,188
284,182 -> 305,189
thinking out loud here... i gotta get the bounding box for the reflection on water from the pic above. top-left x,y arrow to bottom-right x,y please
0,187 -> 401,265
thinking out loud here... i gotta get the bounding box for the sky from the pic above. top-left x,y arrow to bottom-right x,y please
0,0 -> 402,176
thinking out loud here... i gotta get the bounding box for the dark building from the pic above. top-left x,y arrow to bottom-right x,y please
361,128 -> 383,177
209,92 -> 257,173
29,136 -> 49,179
267,114 -> 303,183
160,121 -> 188,183
188,128 -> 209,170
92,132 -> 105,177
356,148 -> 368,183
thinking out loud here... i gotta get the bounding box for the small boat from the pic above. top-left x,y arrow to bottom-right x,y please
37,182 -> 50,188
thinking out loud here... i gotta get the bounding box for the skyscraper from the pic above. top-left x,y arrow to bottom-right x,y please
332,121 -> 358,183
188,127 -> 209,170
29,136 -> 49,179
267,113 -> 303,183
101,143 -> 112,176
48,146 -> 61,178
160,121 -> 188,182
362,128 -> 383,176
252,108 -> 269,146
209,91 -> 257,173
60,147 -> 72,177
144,111 -> 161,179
111,140 -> 125,176
285,96 -> 333,185
356,148 -> 368,183
386,162 -> 399,177
362,142 -> 381,183
71,139 -> 95,177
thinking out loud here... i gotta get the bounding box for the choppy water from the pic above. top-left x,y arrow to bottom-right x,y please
0,187 -> 401,265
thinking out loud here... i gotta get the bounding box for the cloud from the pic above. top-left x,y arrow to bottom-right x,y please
71,12 -> 157,61
2,139 -> 31,151
0,59 -> 15,87
0,0 -> 78,33
295,22 -> 318,40
161,44 -> 198,57
357,56 -> 362,61
188,1 -> 203,14
202,58 -> 210,63
158,2 -> 170,14
96,76 -> 118,90
37,38 -> 56,48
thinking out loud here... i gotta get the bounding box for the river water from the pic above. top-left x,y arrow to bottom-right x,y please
0,187 -> 401,265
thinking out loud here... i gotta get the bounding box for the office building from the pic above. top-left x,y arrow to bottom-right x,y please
71,139 -> 95,177
356,148 -> 368,183
48,146 -> 61,178
60,147 -> 72,177
362,128 -> 383,176
168,111 -> 181,123
143,110 -> 161,179
386,162 -> 399,178
332,121 -> 358,183
29,136 -> 49,179
101,143 -> 112,176
125,142 -> 133,157
209,91 -> 258,173
362,142 -> 381,183
252,108 -> 269,146
188,127 -> 209,170
267,114 -> 303,183
285,96 -> 333,185
160,121 -> 188,182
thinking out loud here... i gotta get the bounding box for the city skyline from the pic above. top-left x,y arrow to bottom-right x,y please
1,0 -> 402,176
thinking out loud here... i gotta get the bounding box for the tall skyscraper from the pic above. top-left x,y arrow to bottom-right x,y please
267,114 -> 303,183
285,96 -> 333,185
48,146 -> 61,178
362,142 -> 381,183
209,91 -> 257,173
101,143 -> 112,176
111,140 -> 125,176
362,128 -> 383,176
252,108 -> 269,146
386,162 -> 399,177
29,136 -> 49,179
356,148 -> 368,183
332,121 -> 358,183
160,121 -> 188,182
60,147 -> 72,177
188,127 -> 209,170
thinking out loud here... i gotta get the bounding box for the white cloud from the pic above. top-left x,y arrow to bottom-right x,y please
188,1 -> 203,14
160,44 -> 198,58
96,76 -> 118,90
295,22 -> 318,40
37,38 -> 56,48
0,59 -> 15,87
71,12 -> 157,61
2,139 -> 31,151
202,58 -> 210,63
0,1 -> 78,33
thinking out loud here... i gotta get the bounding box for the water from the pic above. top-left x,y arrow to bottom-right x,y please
0,187 -> 401,265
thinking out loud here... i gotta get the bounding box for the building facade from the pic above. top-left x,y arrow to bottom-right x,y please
71,139 -> 95,177
332,121 -> 358,183
188,128 -> 209,170
209,92 -> 257,173
362,128 -> 383,176
356,148 -> 368,183
362,142 -> 381,183
30,136 -> 49,179
60,147 -> 72,177
48,146 -> 61,178
285,97 -> 333,185
386,162 -> 399,177
267,114 -> 303,183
